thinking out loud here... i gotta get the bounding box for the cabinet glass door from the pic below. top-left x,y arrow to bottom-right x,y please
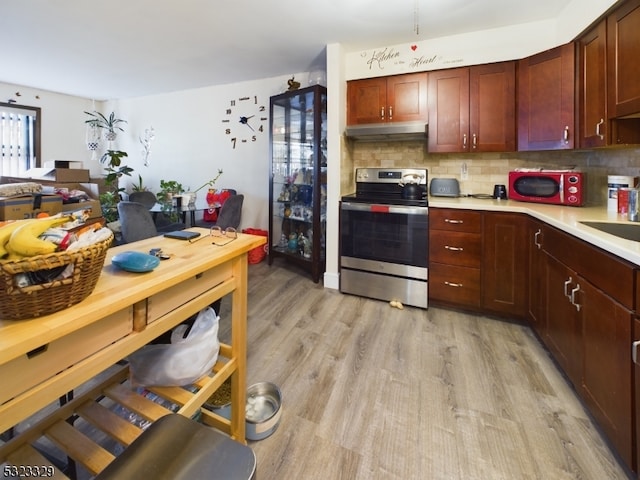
269,85 -> 327,283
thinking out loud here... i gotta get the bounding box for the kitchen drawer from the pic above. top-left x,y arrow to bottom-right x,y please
147,263 -> 233,323
0,307 -> 133,405
429,263 -> 481,308
429,230 -> 481,267
429,208 -> 482,233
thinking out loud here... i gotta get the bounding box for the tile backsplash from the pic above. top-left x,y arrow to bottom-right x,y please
343,139 -> 640,206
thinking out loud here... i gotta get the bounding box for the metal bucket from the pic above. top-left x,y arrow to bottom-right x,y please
245,382 -> 282,441
204,380 -> 282,441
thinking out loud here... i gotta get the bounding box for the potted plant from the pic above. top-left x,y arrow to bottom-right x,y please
157,179 -> 184,220
100,150 -> 133,223
157,179 -> 183,202
131,174 -> 149,192
183,169 -> 224,207
85,111 -> 127,142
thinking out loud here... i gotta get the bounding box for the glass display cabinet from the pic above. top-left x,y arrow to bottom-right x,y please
268,85 -> 327,283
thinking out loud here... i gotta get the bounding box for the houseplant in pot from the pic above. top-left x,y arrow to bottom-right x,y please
184,169 -> 224,207
157,179 -> 184,221
100,149 -> 133,223
85,111 -> 127,142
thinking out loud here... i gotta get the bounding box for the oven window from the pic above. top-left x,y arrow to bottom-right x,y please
514,177 -> 559,197
340,207 -> 428,268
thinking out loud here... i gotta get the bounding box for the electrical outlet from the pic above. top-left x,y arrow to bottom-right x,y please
461,162 -> 469,180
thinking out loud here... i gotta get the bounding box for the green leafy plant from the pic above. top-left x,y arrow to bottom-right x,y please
84,111 -> 127,134
157,179 -> 184,221
157,179 -> 183,200
131,174 -> 148,192
98,191 -> 120,224
100,150 -> 133,222
191,169 -> 224,194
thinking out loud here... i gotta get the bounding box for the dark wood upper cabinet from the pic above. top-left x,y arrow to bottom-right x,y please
578,20 -> 609,148
428,62 -> 515,153
470,62 -> 516,152
347,73 -> 427,125
517,43 -> 575,151
427,67 -> 469,152
346,77 -> 386,125
607,0 -> 640,118
577,1 -> 640,147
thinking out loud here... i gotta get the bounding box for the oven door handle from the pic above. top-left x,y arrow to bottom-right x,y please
341,202 -> 428,216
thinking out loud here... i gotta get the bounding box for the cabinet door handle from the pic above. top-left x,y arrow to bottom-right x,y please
534,229 -> 542,249
462,133 -> 467,149
596,118 -> 604,140
632,340 -> 640,365
380,107 -> 385,121
570,284 -> 581,311
444,281 -> 463,287
388,106 -> 393,120
445,245 -> 464,251
563,277 -> 573,299
444,218 -> 463,224
472,133 -> 477,149
563,125 -> 570,144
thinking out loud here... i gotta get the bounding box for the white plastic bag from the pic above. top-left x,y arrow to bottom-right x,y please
128,307 -> 220,387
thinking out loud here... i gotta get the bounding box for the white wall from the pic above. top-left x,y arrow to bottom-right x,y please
106,74 -> 311,231
0,82 -> 103,174
344,0 -> 618,81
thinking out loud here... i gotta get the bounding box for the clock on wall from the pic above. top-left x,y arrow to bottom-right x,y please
222,95 -> 267,149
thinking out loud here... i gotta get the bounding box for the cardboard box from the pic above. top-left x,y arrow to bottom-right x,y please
24,167 -> 91,183
54,183 -> 102,219
0,194 -> 63,221
44,160 -> 84,170
0,178 -> 103,219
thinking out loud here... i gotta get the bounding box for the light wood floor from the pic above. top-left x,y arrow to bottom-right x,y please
4,261 -> 632,479
230,260 -> 631,480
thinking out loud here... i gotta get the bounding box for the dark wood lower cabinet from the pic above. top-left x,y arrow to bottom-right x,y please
544,254 -> 583,388
634,318 -> 640,475
429,262 -> 481,309
540,224 -> 635,473
430,210 -> 638,473
481,212 -> 528,317
527,219 -> 546,335
429,209 -> 528,318
581,279 -> 633,469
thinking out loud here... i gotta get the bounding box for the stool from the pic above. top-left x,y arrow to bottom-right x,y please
95,414 -> 256,480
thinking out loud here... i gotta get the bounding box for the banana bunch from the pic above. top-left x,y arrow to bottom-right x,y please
0,221 -> 23,259
0,216 -> 71,259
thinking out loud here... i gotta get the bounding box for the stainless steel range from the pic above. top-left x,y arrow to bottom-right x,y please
340,167 -> 429,308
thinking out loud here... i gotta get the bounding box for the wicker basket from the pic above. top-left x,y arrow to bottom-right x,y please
0,231 -> 113,320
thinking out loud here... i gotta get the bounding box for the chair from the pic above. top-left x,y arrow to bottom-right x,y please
94,414 -> 256,480
129,191 -> 157,209
117,201 -> 161,243
196,194 -> 244,229
117,201 -> 186,244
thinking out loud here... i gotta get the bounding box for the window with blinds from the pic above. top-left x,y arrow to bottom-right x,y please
0,103 -> 40,178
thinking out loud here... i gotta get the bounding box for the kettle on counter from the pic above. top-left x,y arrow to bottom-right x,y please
399,173 -> 424,200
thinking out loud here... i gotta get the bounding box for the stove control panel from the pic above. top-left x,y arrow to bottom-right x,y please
356,168 -> 428,185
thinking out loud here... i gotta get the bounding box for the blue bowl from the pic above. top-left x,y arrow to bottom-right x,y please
111,251 -> 160,273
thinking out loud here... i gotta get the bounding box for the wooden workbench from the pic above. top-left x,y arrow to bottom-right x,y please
0,228 -> 265,477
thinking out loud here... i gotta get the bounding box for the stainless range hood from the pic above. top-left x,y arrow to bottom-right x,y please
344,121 -> 428,141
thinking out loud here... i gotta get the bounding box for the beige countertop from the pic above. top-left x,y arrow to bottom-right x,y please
428,196 -> 640,267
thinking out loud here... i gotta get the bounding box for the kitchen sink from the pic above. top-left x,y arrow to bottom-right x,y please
580,221 -> 640,241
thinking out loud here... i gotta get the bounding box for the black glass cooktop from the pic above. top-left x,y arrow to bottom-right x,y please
341,192 -> 428,207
